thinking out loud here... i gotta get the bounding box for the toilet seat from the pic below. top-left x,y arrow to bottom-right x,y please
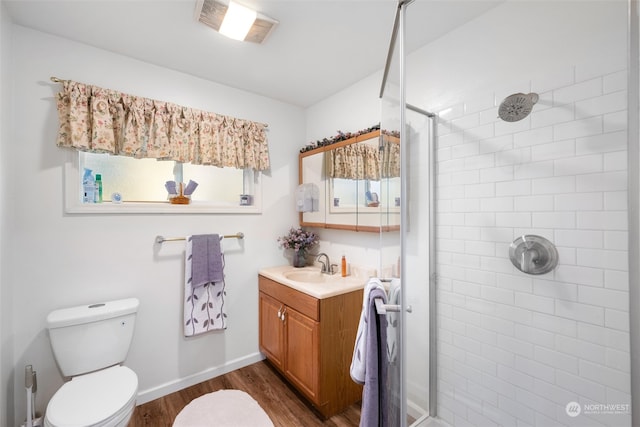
45,365 -> 137,427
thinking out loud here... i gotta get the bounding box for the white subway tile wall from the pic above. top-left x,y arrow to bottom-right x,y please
435,64 -> 630,426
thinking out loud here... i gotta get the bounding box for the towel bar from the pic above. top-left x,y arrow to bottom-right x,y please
155,232 -> 244,244
374,298 -> 412,315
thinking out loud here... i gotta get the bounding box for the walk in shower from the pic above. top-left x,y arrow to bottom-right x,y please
381,1 -> 638,426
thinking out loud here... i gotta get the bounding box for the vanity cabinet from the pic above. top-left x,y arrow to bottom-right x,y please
258,275 -> 363,418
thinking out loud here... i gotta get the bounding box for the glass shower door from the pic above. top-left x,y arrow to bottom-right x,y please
380,22 -> 404,422
380,2 -> 433,425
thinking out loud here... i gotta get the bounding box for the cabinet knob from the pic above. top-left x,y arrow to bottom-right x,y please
281,308 -> 287,322
277,305 -> 283,319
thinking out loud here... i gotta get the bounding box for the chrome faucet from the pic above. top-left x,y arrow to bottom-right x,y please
315,253 -> 333,274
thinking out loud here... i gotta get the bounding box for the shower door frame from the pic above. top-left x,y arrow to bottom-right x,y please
380,0 -> 438,424
628,0 -> 640,425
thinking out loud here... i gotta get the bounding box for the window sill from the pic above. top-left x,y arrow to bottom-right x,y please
65,200 -> 262,214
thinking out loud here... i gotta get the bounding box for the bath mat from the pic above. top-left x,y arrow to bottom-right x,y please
172,389 -> 274,427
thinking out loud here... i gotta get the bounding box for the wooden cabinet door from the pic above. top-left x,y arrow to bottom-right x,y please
259,292 -> 285,371
284,306 -> 320,403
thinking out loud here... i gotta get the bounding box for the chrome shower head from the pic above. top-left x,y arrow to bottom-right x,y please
498,92 -> 539,122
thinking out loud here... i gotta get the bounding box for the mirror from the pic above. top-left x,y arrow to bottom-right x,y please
299,130 -> 400,232
299,148 -> 326,227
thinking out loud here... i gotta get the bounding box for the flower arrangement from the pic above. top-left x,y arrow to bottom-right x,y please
277,227 -> 319,252
300,124 -> 381,153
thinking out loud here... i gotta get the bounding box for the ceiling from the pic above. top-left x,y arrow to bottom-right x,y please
4,0 -> 502,108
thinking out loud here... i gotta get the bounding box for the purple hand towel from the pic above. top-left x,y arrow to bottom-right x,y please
360,287 -> 388,427
190,234 -> 224,288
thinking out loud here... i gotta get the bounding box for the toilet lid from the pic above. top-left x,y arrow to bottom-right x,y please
46,366 -> 137,427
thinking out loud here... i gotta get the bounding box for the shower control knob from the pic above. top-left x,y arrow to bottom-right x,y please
509,235 -> 558,275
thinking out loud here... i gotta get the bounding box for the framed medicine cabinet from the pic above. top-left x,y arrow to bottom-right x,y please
298,130 -> 400,232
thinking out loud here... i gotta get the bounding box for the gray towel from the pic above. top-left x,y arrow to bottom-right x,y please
360,287 -> 388,427
190,234 -> 223,288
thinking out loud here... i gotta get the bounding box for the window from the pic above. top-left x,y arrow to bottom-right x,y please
65,152 -> 261,214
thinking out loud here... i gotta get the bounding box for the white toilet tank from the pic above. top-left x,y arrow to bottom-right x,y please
47,298 -> 139,377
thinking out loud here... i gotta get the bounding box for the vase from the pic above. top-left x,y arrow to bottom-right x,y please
292,249 -> 307,268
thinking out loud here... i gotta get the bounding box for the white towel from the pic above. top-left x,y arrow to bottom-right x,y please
184,235 -> 227,337
350,278 -> 386,384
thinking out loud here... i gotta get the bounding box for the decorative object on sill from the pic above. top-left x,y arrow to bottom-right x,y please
239,194 -> 253,205
277,227 -> 318,268
366,191 -> 379,208
169,183 -> 191,205
183,180 -> 199,196
300,124 -> 381,153
166,180 -> 198,204
51,77 -> 270,171
165,181 -> 178,195
111,192 -> 123,204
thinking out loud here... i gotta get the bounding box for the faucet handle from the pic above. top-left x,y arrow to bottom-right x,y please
330,264 -> 339,275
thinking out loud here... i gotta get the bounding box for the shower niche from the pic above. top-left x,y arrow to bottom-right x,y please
298,130 -> 400,232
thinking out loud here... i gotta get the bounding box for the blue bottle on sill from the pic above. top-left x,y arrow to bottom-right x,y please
83,168 -> 95,203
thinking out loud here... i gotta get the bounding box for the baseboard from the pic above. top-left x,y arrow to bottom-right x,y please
135,352 -> 265,405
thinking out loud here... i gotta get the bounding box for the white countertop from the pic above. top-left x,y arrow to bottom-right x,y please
259,265 -> 367,299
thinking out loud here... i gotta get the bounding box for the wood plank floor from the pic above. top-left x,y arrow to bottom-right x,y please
129,360 -> 361,427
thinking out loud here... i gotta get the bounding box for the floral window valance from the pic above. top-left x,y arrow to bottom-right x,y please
381,140 -> 400,178
329,141 -> 399,180
55,80 -> 270,171
330,144 -> 379,180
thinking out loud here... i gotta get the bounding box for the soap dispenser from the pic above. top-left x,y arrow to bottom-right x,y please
341,255 -> 347,277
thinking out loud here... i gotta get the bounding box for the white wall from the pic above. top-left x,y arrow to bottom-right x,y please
0,2 -> 13,426
6,24 -> 304,425
305,70 -> 383,143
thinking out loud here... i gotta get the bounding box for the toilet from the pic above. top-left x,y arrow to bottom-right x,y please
44,298 -> 140,427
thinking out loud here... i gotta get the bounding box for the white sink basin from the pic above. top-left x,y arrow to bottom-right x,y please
260,266 -> 367,299
282,269 -> 328,283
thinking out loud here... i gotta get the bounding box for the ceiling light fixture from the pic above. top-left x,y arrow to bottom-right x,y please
196,0 -> 278,44
219,1 -> 256,41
